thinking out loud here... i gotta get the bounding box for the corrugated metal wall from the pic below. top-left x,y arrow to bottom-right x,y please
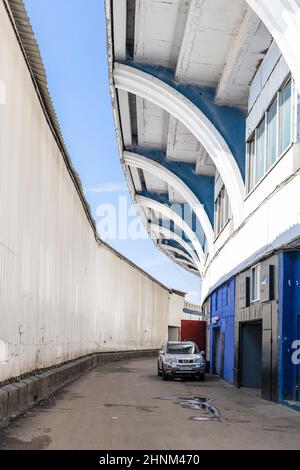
0,1 -> 169,382
168,293 -> 184,328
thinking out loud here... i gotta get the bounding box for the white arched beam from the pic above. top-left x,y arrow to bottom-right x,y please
124,151 -> 214,253
137,195 -> 205,266
161,244 -> 195,265
160,244 -> 199,274
149,223 -> 203,275
164,253 -> 200,276
176,257 -> 199,270
246,0 -> 300,93
114,63 -> 245,227
160,245 -> 199,275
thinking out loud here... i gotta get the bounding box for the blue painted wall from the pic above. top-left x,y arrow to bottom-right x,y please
210,277 -> 235,383
279,252 -> 300,402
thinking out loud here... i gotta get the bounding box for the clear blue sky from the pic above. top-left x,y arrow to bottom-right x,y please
24,0 -> 201,303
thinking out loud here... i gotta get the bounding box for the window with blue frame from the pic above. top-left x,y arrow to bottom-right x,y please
247,77 -> 293,193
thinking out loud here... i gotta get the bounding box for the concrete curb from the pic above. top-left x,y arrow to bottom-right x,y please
0,349 -> 157,423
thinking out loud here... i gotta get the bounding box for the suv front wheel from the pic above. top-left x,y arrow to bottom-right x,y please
161,366 -> 168,381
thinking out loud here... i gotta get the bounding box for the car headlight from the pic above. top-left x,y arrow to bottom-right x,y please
194,356 -> 205,364
164,356 -> 176,364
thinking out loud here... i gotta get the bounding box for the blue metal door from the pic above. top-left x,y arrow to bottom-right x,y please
213,327 -> 221,375
297,317 -> 300,402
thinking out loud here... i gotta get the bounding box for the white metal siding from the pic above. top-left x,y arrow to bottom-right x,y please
246,54 -> 290,139
248,41 -> 282,112
0,2 -> 169,382
168,293 -> 184,328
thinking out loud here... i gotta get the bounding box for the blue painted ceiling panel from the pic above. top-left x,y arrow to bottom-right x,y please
132,147 -> 215,224
123,61 -> 246,180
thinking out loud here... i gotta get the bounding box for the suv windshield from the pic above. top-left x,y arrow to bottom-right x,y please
166,343 -> 199,355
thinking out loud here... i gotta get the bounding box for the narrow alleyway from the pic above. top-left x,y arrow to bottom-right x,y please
0,358 -> 300,450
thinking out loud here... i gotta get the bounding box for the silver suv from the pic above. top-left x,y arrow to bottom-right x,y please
158,341 -> 206,381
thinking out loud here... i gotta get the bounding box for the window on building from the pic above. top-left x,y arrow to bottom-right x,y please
215,292 -> 218,311
215,186 -> 230,236
215,191 -> 220,235
267,98 -> 278,170
247,135 -> 256,192
246,77 -> 293,192
279,79 -> 292,154
251,265 -> 261,302
256,117 -> 266,183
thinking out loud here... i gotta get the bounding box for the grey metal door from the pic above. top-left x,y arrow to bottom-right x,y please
240,321 -> 262,389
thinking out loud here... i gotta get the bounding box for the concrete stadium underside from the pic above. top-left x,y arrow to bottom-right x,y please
107,0 -> 300,407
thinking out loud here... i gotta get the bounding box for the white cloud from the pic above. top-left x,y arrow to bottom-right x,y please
84,183 -> 127,193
